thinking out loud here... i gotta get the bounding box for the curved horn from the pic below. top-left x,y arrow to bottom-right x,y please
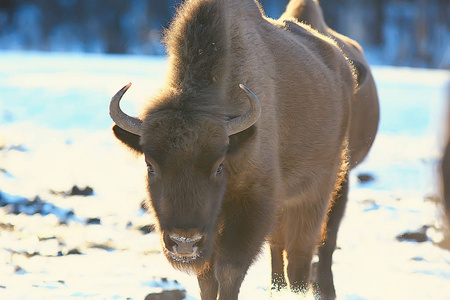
109,83 -> 143,136
226,84 -> 262,136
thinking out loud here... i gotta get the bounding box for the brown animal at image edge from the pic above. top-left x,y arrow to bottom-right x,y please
110,1 -> 379,300
280,0 -> 380,298
440,84 -> 450,233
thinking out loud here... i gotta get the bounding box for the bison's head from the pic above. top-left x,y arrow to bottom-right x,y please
110,83 -> 260,271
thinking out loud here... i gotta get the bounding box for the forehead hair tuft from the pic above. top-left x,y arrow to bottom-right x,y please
142,108 -> 227,156
163,0 -> 230,90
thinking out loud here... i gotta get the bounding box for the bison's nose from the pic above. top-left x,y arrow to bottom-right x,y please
169,234 -> 203,255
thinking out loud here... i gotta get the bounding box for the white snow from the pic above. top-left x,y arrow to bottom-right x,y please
0,50 -> 449,299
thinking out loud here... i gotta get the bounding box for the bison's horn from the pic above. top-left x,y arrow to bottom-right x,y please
226,84 -> 262,136
109,83 -> 143,136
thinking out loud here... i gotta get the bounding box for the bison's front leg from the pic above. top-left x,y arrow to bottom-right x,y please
198,265 -> 219,300
214,193 -> 275,300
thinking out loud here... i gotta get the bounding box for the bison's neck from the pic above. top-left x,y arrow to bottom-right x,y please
163,0 -> 265,113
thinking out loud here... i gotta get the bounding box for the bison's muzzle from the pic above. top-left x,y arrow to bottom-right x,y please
167,233 -> 204,255
163,231 -> 208,264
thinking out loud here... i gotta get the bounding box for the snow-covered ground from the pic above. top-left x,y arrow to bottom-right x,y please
0,51 -> 449,299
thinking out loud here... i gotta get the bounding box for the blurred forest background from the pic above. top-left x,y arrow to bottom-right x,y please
0,0 -> 448,69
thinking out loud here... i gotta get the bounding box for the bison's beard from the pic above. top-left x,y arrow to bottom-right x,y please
163,247 -> 209,273
162,239 -> 213,274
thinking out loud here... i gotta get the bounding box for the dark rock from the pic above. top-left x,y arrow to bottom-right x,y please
70,185 -> 94,196
0,222 -> 14,230
357,173 -> 375,183
24,196 -> 45,214
58,210 -> 75,224
2,193 -> 76,223
14,266 -> 27,274
396,229 -> 428,243
9,203 -> 21,215
411,256 -> 425,261
38,236 -> 57,242
0,194 -> 7,207
143,278 -> 186,300
144,290 -> 186,300
88,242 -> 115,251
65,210 -> 75,219
86,217 -> 101,225
140,224 -> 156,234
67,248 -> 82,255
141,200 -> 148,211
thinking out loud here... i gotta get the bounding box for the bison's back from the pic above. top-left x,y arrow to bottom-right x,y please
328,29 -> 379,168
279,0 -> 380,169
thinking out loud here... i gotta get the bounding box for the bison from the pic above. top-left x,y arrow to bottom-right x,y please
280,0 -> 379,298
110,0 -> 378,299
441,85 -> 450,230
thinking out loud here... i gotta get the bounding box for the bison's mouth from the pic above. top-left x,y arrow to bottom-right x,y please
164,248 -> 203,264
162,245 -> 211,273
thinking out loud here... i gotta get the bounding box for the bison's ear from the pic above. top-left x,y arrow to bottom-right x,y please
349,59 -> 367,87
112,125 -> 143,154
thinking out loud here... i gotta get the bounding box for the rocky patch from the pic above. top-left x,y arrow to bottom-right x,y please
396,226 -> 429,243
50,185 -> 94,197
0,192 -> 74,222
357,172 -> 375,183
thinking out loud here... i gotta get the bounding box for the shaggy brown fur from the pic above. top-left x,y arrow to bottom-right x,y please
111,0 -> 360,299
279,1 -> 380,299
281,0 -> 380,168
441,87 -> 450,231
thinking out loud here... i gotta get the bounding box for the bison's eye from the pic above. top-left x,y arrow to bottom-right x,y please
215,163 -> 224,175
147,163 -> 156,175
